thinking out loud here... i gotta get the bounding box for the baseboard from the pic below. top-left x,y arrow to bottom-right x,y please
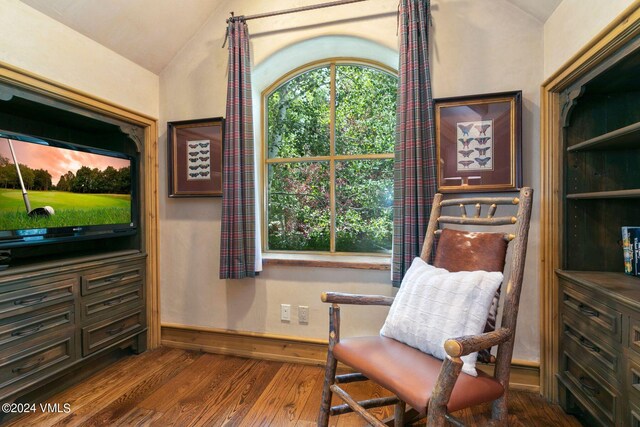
161,323 -> 540,392
161,323 -> 329,366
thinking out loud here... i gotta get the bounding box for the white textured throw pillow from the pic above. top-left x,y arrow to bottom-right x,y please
381,257 -> 503,376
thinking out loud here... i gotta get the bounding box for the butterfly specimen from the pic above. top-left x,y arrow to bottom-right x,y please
458,123 -> 474,136
458,138 -> 474,149
188,158 -> 198,163
200,150 -> 209,154
458,149 -> 474,158
199,156 -> 209,161
475,137 -> 491,145
200,171 -> 210,177
198,142 -> 209,147
475,157 -> 491,167
475,147 -> 491,156
475,124 -> 491,135
189,144 -> 198,149
458,160 -> 474,168
189,152 -> 198,157
189,165 -> 200,170
189,172 -> 199,178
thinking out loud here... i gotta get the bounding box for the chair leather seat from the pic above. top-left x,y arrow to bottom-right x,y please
333,336 -> 504,416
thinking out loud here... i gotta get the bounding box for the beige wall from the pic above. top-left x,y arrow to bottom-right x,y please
544,0 -> 637,78
0,0 -> 159,117
159,0 -> 544,362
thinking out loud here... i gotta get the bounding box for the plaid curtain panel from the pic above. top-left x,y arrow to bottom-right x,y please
392,0 -> 437,286
220,19 -> 256,279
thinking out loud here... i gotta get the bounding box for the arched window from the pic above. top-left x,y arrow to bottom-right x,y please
263,60 -> 397,254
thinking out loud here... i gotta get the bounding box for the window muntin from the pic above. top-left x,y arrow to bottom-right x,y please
264,60 -> 397,255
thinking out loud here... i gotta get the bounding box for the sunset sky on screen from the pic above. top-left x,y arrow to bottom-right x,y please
0,138 -> 129,185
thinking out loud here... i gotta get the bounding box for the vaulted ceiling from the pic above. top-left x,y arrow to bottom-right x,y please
19,0 -> 563,74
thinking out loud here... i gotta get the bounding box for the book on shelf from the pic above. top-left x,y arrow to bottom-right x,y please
622,226 -> 640,276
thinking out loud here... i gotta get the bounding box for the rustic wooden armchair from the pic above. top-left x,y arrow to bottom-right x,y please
318,187 -> 533,426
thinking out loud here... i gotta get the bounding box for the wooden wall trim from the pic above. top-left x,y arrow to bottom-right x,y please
161,323 -> 540,392
0,61 -> 161,350
539,2 -> 640,402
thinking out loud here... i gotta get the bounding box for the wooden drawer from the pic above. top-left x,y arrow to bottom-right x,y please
81,263 -> 143,296
628,350 -> 640,406
0,331 -> 75,398
0,304 -> 74,351
631,403 -> 640,427
0,279 -> 76,321
562,313 -> 619,382
630,314 -> 640,355
561,351 -> 618,424
82,283 -> 143,322
561,283 -> 621,344
82,309 -> 144,356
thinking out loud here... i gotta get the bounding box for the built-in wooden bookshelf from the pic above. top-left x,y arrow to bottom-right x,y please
555,34 -> 640,426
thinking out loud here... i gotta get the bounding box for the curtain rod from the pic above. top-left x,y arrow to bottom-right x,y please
227,0 -> 368,23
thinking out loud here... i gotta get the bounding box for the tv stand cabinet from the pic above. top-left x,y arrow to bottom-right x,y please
0,250 -> 147,411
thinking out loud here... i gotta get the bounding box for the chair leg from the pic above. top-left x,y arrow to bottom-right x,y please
318,351 -> 338,427
491,394 -> 508,426
394,400 -> 406,426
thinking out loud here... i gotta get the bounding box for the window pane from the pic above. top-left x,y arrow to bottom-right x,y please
267,67 -> 330,158
267,162 -> 330,251
335,159 -> 393,253
335,65 -> 397,156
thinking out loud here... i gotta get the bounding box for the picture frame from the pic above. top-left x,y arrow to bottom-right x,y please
167,117 -> 224,197
434,91 -> 522,193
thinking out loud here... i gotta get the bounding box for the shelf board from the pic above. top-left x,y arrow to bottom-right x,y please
566,189 -> 640,199
567,121 -> 640,152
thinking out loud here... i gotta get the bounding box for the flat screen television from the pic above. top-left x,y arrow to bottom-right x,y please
0,130 -> 137,249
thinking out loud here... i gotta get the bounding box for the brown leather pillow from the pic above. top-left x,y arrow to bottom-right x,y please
433,229 -> 508,363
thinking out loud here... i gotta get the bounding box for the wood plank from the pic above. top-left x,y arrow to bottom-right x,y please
114,407 -> 164,427
566,189 -> 640,199
239,363 -> 306,426
77,351 -> 207,427
149,355 -> 255,426
49,349 -> 197,427
567,120 -> 640,151
269,365 -> 323,426
191,359 -> 284,426
136,352 -> 230,412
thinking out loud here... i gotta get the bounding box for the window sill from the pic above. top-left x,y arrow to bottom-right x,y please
262,253 -> 391,270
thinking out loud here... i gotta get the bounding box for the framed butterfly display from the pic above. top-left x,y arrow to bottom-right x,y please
434,91 -> 522,193
168,117 -> 224,197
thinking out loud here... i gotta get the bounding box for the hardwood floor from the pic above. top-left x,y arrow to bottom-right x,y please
5,348 -> 581,426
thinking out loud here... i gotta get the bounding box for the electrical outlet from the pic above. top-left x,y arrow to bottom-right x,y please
298,306 -> 309,324
281,304 -> 291,321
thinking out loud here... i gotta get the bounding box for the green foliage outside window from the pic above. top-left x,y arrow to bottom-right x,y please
266,62 -> 398,254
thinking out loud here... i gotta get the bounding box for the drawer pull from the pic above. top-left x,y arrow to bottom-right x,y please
578,304 -> 599,317
103,297 -> 124,307
579,376 -> 600,397
12,357 -> 45,374
13,295 -> 47,306
579,337 -> 600,353
11,323 -> 44,337
106,323 -> 126,335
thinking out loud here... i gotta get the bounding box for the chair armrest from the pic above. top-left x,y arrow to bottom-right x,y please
443,327 -> 512,358
321,292 -> 394,306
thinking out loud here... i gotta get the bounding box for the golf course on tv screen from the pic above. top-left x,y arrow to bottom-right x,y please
0,137 -> 132,231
